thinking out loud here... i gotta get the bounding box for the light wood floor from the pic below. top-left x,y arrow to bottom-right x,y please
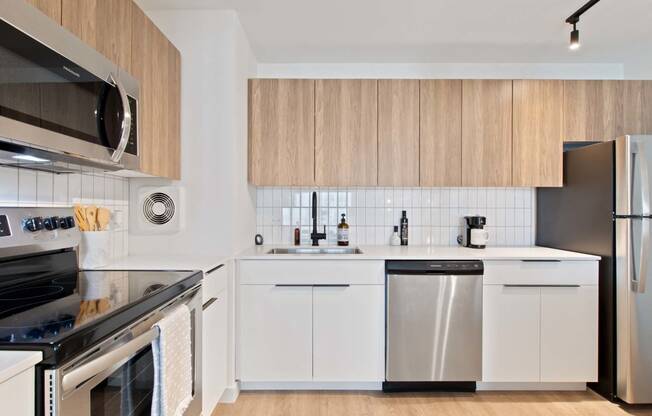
213,390 -> 652,416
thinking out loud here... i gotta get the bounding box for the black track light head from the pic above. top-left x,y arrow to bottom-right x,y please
565,0 -> 600,51
570,24 -> 580,50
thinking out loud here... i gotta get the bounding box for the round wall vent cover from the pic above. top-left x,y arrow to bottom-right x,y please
143,192 -> 175,225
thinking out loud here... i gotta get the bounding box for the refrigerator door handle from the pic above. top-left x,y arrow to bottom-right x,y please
632,142 -> 651,215
632,218 -> 650,293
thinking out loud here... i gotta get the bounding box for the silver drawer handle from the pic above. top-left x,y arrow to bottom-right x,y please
206,264 -> 224,275
203,297 -> 218,310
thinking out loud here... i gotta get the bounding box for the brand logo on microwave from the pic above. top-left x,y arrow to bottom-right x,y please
62,66 -> 81,78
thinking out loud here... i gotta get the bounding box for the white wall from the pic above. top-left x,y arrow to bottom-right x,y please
128,10 -> 257,258
624,60 -> 652,80
256,62 -> 624,79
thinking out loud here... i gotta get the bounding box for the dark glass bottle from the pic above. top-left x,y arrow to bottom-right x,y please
400,211 -> 409,246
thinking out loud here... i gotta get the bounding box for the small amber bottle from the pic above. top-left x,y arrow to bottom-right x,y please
337,213 -> 349,246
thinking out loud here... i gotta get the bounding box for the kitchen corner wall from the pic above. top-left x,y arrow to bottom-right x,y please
128,9 -> 257,257
256,187 -> 535,247
0,165 -> 129,257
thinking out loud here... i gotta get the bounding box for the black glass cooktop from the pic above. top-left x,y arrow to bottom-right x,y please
0,250 -> 201,366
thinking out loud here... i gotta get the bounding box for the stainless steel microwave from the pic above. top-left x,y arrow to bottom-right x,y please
0,0 -> 139,172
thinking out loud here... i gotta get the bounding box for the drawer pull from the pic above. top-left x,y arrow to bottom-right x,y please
206,264 -> 225,275
503,284 -> 580,288
313,284 -> 350,288
274,284 -> 313,287
202,297 -> 218,310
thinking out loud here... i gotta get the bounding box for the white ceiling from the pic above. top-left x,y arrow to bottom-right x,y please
137,0 -> 652,64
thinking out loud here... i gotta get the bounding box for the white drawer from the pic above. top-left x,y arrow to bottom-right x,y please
483,260 -> 598,286
238,260 -> 385,285
203,263 -> 228,301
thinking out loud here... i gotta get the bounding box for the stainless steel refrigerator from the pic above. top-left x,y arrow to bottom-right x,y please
538,135 -> 652,404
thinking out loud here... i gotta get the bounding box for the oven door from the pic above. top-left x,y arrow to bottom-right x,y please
44,286 -> 202,416
0,0 -> 138,170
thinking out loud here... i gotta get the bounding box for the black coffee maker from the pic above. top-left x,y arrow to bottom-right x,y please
460,216 -> 488,249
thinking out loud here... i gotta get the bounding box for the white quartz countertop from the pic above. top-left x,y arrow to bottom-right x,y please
97,255 -> 230,273
237,245 -> 600,261
0,351 -> 42,384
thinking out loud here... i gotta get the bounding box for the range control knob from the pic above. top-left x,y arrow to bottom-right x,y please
43,216 -> 60,231
57,217 -> 67,229
24,217 -> 44,232
62,216 -> 76,230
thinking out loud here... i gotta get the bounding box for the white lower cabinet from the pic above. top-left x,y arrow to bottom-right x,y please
540,286 -> 598,382
238,260 -> 385,383
483,285 -> 540,382
482,260 -> 599,383
239,285 -> 313,381
313,285 -> 384,381
202,264 -> 229,415
203,289 -> 228,413
0,367 -> 36,416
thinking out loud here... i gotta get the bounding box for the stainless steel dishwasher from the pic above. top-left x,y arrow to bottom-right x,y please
384,260 -> 483,392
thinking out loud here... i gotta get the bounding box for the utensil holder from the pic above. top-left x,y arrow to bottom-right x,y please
79,231 -> 111,269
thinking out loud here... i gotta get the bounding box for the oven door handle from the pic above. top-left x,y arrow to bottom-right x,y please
61,327 -> 159,393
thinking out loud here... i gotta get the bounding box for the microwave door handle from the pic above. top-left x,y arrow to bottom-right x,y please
61,326 -> 158,393
108,73 -> 132,163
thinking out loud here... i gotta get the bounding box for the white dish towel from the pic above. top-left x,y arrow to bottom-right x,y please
151,304 -> 193,416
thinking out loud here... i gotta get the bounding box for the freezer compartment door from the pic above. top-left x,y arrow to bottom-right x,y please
616,135 -> 652,217
386,273 -> 482,382
616,217 -> 652,403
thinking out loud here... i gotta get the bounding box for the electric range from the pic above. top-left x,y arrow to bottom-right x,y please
0,207 -> 203,416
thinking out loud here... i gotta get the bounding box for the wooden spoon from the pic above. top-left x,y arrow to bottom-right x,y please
74,205 -> 89,231
85,206 -> 97,231
97,208 -> 111,231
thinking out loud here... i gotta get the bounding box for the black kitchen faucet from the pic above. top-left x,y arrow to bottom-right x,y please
310,191 -> 326,246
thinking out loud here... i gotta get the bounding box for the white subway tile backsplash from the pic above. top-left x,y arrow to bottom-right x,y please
0,165 -> 130,258
256,187 -> 536,247
37,171 -> 54,206
0,166 -> 18,206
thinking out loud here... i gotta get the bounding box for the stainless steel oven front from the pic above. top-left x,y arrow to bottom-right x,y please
0,0 -> 139,172
44,285 -> 202,416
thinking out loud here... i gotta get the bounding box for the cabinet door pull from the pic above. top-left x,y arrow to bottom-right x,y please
503,284 -> 580,288
274,284 -> 313,287
313,284 -> 351,288
202,297 -> 218,310
206,264 -> 225,275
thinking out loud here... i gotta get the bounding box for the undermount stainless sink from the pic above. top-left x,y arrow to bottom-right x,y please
267,247 -> 364,255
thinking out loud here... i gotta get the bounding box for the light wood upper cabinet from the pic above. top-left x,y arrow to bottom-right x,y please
131,5 -> 181,179
513,80 -> 563,187
167,43 -> 181,179
249,79 -> 315,186
315,80 -> 378,186
563,80 -> 624,142
61,0 -> 132,71
461,80 -> 513,187
377,80 -> 419,186
624,80 -> 652,135
24,0 -> 61,23
420,80 -> 462,187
